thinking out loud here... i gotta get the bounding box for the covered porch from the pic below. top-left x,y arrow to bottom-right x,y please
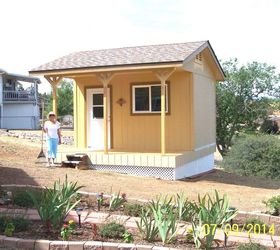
44,65 -> 188,155
55,144 -> 215,180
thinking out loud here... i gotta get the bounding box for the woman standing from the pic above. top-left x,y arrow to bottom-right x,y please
43,111 -> 62,167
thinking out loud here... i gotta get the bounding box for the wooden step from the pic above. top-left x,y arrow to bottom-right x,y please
62,154 -> 89,170
66,154 -> 89,163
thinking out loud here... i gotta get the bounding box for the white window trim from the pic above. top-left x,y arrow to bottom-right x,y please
132,83 -> 169,114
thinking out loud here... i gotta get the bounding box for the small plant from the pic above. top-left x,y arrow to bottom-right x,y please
0,216 -> 7,232
263,195 -> 280,215
28,175 -> 84,231
123,231 -> 134,243
0,216 -> 29,233
191,190 -> 237,249
136,208 -> 158,242
60,220 -> 76,241
12,217 -> 29,232
150,195 -> 177,244
175,192 -> 194,221
109,192 -> 126,211
96,192 -> 104,211
99,222 -> 126,239
237,242 -> 267,250
185,228 -> 194,242
243,218 -> 269,233
124,203 -> 144,217
4,223 -> 15,237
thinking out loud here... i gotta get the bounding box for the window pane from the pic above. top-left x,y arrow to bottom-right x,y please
93,94 -> 103,106
151,86 -> 161,111
93,107 -> 103,118
151,86 -> 168,112
135,87 -> 149,111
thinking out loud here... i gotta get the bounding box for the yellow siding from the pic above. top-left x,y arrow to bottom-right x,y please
73,71 -> 193,152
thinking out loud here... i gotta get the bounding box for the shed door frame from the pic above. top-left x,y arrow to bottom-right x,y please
86,88 -> 111,150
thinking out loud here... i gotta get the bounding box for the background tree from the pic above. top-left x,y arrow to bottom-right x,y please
39,79 -> 73,117
216,58 -> 280,156
56,80 -> 73,116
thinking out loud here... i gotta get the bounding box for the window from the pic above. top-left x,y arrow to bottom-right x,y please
92,93 -> 104,118
132,83 -> 169,114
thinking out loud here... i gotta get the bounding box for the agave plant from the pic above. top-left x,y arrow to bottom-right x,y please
149,195 -> 177,244
136,207 -> 158,242
29,175 -> 84,231
191,190 -> 238,249
109,191 -> 126,211
175,192 -> 194,221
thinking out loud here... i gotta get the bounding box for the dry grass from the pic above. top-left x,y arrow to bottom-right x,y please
0,134 -> 280,212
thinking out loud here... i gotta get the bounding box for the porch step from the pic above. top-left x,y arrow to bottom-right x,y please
61,153 -> 89,170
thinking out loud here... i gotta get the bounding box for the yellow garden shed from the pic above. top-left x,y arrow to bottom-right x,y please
30,40 -> 225,180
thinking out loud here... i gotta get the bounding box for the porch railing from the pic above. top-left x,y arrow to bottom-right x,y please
2,90 -> 36,101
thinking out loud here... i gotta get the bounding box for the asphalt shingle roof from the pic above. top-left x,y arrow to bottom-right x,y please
30,41 -> 207,72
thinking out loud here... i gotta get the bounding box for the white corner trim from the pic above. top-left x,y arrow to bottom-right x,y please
175,153 -> 214,180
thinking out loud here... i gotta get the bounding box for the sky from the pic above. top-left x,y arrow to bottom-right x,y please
0,0 -> 279,93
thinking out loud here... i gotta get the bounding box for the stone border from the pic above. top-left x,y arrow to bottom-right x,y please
0,235 -> 173,250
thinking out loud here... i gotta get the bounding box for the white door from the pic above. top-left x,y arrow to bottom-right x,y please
86,88 -> 110,150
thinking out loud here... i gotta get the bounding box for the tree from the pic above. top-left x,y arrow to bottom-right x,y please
38,80 -> 73,117
216,58 -> 280,156
56,80 -> 73,116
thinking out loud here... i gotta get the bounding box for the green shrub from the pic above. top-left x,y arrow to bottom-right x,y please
243,218 -> 268,232
0,216 -> 29,233
12,217 -> 29,232
238,242 -> 267,250
0,217 -> 7,232
260,119 -> 279,134
29,175 -> 83,231
122,231 -> 134,243
12,190 -> 42,208
99,222 -> 125,239
223,134 -> 280,179
124,203 -> 144,217
263,195 -> 280,215
4,223 -> 15,236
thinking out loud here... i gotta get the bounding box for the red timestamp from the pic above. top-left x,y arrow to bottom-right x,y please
202,223 -> 275,236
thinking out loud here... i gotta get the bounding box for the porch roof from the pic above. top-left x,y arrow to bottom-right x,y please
29,40 -> 225,80
1,69 -> 41,84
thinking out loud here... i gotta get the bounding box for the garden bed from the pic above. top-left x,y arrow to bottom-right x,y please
0,183 -> 278,249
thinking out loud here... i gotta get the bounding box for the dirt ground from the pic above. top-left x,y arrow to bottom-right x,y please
0,133 -> 279,212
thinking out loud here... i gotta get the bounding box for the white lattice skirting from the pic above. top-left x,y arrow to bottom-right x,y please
90,154 -> 214,180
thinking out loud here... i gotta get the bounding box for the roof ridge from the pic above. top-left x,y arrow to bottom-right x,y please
75,40 -> 207,54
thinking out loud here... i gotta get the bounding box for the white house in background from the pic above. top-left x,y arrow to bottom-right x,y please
0,69 -> 41,129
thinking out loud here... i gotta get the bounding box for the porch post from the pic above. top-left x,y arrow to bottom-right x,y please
44,76 -> 62,116
96,72 -> 114,154
52,85 -> 57,115
161,79 -> 166,155
154,68 -> 176,155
